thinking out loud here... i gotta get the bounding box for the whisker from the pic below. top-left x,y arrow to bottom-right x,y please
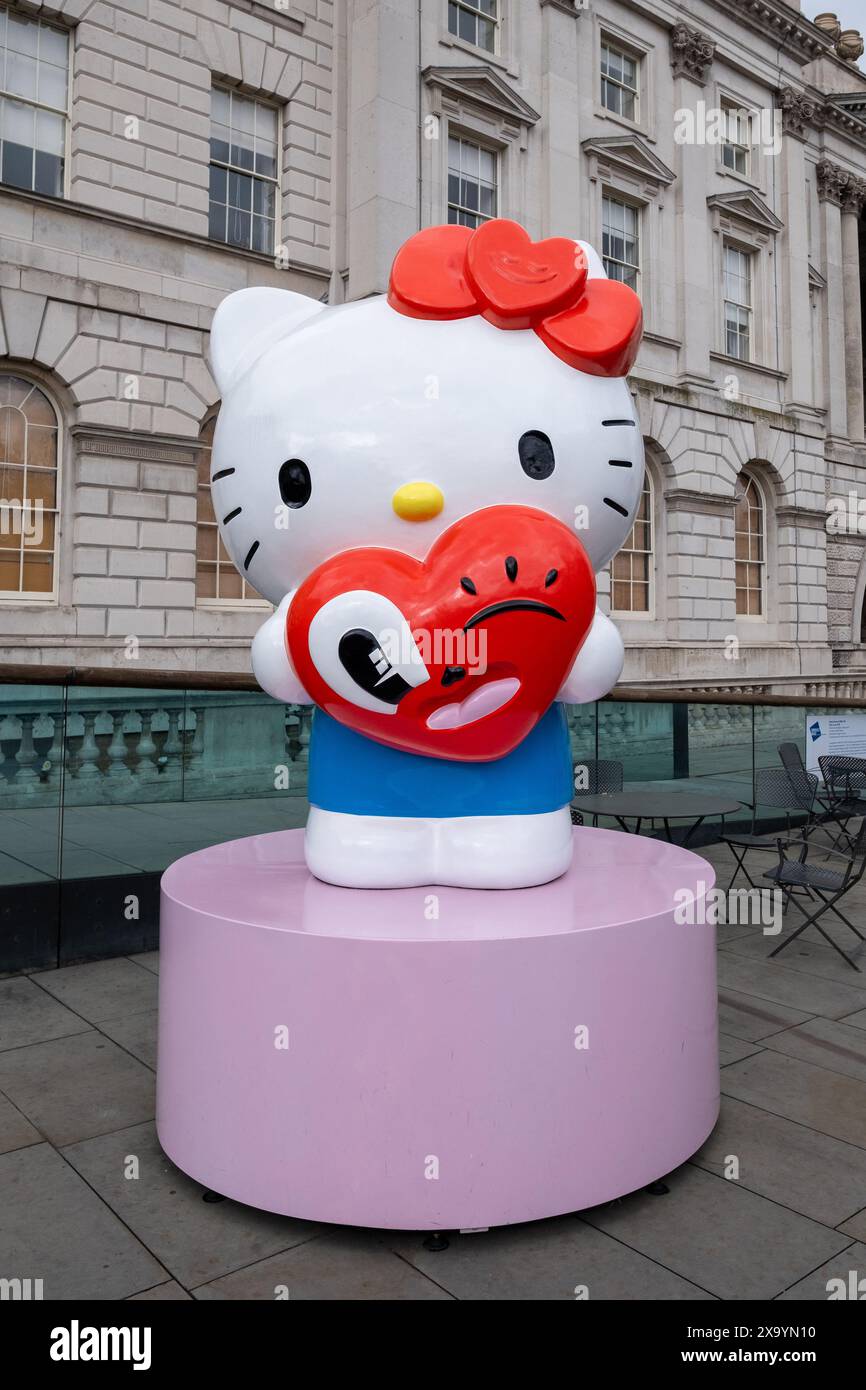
243,540 -> 260,570
603,497 -> 629,517
608,459 -> 633,468
212,467 -> 235,481
223,506 -> 242,524
602,419 -> 636,427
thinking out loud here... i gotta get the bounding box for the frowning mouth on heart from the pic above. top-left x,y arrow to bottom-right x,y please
426,677 -> 521,731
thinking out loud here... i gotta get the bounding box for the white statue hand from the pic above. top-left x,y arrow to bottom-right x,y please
251,591 -> 312,704
557,607 -> 624,705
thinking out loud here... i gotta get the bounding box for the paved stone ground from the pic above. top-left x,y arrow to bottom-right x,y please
2,835 -> 866,1300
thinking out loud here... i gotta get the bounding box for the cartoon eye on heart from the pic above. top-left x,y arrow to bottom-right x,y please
288,505 -> 598,763
306,590 -> 430,714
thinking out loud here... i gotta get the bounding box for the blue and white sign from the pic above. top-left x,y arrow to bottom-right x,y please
805,713 -> 866,775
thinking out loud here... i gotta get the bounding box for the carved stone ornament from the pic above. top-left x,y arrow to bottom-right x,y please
670,22 -> 716,85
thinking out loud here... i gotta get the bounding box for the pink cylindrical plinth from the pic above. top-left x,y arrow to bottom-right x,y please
156,828 -> 719,1230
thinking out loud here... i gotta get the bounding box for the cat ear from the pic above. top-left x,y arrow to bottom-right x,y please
209,287 -> 326,394
574,240 -> 607,280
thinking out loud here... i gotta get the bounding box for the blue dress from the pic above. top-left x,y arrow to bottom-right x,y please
308,703 -> 573,819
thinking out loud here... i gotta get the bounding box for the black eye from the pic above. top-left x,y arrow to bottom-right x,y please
279,458 -> 311,508
519,430 -> 555,480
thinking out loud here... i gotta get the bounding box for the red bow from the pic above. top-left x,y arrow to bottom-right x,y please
388,219 -> 643,378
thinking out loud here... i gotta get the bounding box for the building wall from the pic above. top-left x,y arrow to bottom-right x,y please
2,0 -> 866,696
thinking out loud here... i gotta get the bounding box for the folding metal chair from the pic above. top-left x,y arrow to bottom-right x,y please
723,767 -> 818,891
571,759 -> 623,827
817,755 -> 866,853
763,817 -> 866,971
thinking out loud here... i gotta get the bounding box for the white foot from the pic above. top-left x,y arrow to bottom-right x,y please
304,807 -> 573,889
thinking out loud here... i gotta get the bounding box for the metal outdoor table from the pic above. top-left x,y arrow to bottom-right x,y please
573,790 -> 743,845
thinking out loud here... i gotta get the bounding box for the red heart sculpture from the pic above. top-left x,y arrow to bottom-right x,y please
465,220 -> 588,330
388,224 -> 477,320
536,278 -> 643,377
287,506 -> 596,762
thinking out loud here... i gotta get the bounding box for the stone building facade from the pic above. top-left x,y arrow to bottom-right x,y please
1,0 -> 865,699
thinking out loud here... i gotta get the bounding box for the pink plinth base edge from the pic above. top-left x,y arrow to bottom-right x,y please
156,827 -> 719,1231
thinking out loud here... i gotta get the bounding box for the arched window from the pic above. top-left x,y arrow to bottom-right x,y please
611,474 -> 652,613
195,410 -> 261,603
735,471 -> 764,616
0,373 -> 60,599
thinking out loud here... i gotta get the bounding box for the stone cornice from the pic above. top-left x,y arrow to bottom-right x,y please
581,134 -> 676,188
711,0 -> 833,66
71,427 -> 198,465
669,22 -> 715,86
422,65 -> 541,126
666,489 -> 735,517
538,0 -> 582,16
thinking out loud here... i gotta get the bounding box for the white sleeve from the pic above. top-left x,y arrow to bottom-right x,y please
251,591 -> 312,704
557,607 -> 624,705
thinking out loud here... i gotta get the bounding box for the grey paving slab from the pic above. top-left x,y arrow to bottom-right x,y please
579,1164 -> 849,1301
761,1017 -> 866,1083
0,1032 -> 155,1145
128,1281 -> 192,1301
716,951 -> 866,1020
0,976 -> 92,1051
837,1208 -> 866,1242
32,958 -> 158,1024
0,1091 -> 40,1154
692,1096 -> 866,1227
723,928 -> 866,988
0,854 -> 55,885
63,1121 -> 321,1288
98,1010 -> 157,1070
388,1215 -> 715,1301
128,952 -> 159,975
776,1241 -> 865,1300
841,1008 -> 866,1030
718,987 -> 812,1042
719,1033 -> 764,1067
721,1049 -> 866,1149
194,1232 -> 454,1301
0,1143 -> 167,1300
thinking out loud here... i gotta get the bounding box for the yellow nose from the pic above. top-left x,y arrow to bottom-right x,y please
392,481 -> 445,522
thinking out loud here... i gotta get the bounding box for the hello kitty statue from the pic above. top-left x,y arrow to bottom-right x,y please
208,220 -> 644,890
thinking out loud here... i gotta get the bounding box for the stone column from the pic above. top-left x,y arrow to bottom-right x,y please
817,161 -> 849,440
841,176 -> 866,444
345,0 -> 419,299
670,24 -> 716,387
777,88 -> 818,411
539,0 -> 582,236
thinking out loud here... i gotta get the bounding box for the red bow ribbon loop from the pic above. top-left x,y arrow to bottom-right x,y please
388,219 -> 643,378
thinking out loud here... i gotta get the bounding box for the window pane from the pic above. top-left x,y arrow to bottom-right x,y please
8,13 -> 38,56
230,140 -> 254,172
7,50 -> 38,101
2,138 -> 33,190
35,108 -> 64,157
39,26 -> 68,69
33,149 -> 62,196
208,200 -> 227,242
37,59 -> 66,109
212,86 -> 230,125
251,215 -> 273,255
228,171 -> 252,210
227,207 -> 251,249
